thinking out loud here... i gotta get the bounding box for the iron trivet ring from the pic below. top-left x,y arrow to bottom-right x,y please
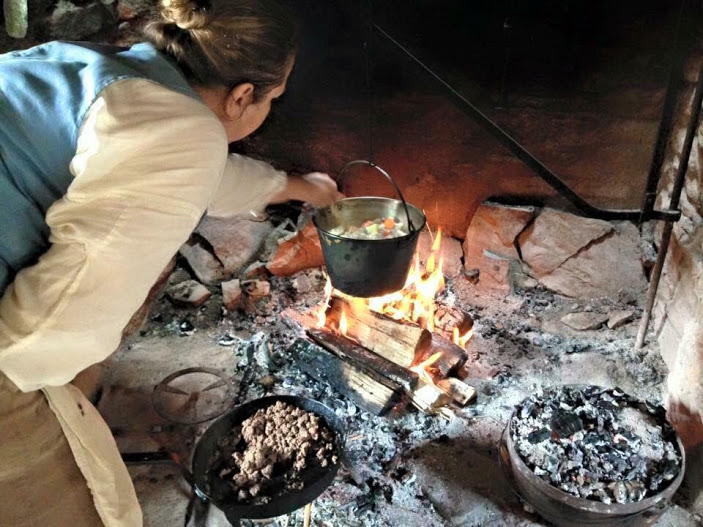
152,367 -> 235,424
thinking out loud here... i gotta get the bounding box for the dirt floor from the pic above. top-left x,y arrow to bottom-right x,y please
97,265 -> 702,527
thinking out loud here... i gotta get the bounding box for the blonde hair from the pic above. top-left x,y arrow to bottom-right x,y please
147,0 -> 297,99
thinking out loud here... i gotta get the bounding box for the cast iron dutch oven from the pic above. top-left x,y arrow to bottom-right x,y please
313,160 -> 426,298
191,395 -> 345,524
499,385 -> 685,527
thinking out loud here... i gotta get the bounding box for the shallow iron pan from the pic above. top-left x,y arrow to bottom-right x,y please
191,395 -> 345,521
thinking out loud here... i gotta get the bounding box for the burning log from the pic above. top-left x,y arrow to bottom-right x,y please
327,297 -> 431,368
288,338 -> 404,416
306,328 -> 419,393
417,333 -> 467,378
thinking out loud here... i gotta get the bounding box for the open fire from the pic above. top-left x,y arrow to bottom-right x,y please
318,227 -> 473,344
301,226 -> 475,414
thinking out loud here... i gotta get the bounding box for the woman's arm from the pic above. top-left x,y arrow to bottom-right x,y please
207,157 -> 342,218
270,172 -> 343,206
0,79 -> 228,391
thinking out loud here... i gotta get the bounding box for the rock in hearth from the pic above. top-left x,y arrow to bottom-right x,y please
536,221 -> 646,298
472,252 -> 512,292
179,237 -> 225,285
515,208 -> 646,298
166,279 -> 211,307
518,209 -> 614,277
222,278 -> 243,311
49,1 -> 113,39
267,221 -> 324,276
608,310 -> 636,329
243,279 -> 270,300
197,217 -> 273,276
463,203 -> 535,271
561,312 -> 609,331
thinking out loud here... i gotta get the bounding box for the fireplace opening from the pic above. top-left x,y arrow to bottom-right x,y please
3,0 -> 703,525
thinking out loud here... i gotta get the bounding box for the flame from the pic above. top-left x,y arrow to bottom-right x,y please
339,309 -> 348,335
453,327 -> 474,348
410,352 -> 443,384
363,227 -> 445,333
316,276 -> 333,327
322,226 -> 473,353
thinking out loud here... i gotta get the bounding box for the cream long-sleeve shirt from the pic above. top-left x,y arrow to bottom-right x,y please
0,79 -> 286,526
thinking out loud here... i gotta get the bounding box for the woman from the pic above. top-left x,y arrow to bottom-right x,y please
0,0 -> 339,525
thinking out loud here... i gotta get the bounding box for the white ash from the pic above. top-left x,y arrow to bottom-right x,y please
511,386 -> 681,504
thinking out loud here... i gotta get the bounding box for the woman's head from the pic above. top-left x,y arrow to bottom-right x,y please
147,0 -> 297,140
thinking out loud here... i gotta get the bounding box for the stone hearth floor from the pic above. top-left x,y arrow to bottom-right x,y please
96,268 -> 702,526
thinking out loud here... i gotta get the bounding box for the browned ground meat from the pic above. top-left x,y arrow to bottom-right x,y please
216,401 -> 338,502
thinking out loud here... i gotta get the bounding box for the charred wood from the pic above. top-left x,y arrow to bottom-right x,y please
417,333 -> 467,378
306,327 -> 419,393
327,297 -> 431,368
288,338 -> 404,416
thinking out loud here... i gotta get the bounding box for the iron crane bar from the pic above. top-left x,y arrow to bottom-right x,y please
372,23 -> 680,223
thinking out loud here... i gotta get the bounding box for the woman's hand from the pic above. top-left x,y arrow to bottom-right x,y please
300,172 -> 344,206
271,172 -> 344,207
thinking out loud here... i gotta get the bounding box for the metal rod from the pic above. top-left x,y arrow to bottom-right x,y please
639,0 -> 688,223
338,159 -> 417,231
635,67 -> 703,350
372,23 -> 680,223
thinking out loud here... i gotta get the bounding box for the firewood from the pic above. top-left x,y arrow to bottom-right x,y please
437,378 -> 477,406
409,379 -> 452,413
417,333 -> 467,378
306,328 -> 419,393
281,307 -> 319,330
288,338 -> 404,416
328,297 -> 431,368
434,304 -> 473,335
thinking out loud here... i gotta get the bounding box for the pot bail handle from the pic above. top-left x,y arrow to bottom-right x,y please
338,160 -> 417,232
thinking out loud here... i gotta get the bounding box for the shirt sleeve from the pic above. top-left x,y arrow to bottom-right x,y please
0,78 -> 228,392
207,153 -> 287,218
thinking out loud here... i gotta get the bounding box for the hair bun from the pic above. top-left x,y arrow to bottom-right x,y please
160,0 -> 211,30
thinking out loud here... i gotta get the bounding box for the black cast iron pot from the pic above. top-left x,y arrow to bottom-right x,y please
313,160 -> 426,298
499,386 -> 685,527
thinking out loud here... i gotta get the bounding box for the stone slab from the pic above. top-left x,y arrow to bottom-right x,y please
608,310 -> 635,329
518,209 -> 613,277
267,221 -> 324,277
463,203 -> 535,270
179,239 -> 225,285
197,217 -> 273,276
561,312 -> 609,331
537,222 -> 646,298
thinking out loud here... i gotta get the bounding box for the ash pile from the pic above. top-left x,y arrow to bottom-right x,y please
511,386 -> 682,504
